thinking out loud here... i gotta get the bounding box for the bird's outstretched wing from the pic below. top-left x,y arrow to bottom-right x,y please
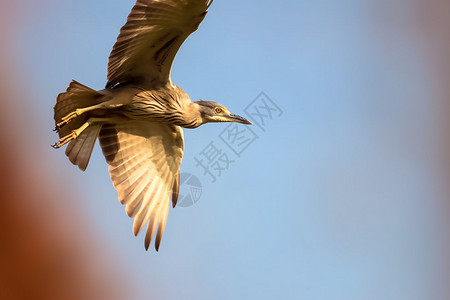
99,120 -> 184,251
106,0 -> 213,89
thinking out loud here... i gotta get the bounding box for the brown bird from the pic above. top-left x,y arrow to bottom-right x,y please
52,0 -> 251,251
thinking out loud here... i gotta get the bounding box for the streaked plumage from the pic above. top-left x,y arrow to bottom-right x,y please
52,0 -> 251,251
107,0 -> 213,88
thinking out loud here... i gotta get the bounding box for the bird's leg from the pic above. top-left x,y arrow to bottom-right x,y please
52,117 -> 116,149
56,101 -> 124,130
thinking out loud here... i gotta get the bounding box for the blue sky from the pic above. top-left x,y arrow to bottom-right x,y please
14,0 -> 449,299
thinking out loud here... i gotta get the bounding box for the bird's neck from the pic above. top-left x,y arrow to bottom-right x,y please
178,102 -> 203,129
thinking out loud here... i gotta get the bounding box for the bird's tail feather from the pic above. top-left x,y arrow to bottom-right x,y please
65,124 -> 102,171
54,80 -> 103,138
54,80 -> 104,170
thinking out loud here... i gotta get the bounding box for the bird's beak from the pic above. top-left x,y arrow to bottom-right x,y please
226,114 -> 253,125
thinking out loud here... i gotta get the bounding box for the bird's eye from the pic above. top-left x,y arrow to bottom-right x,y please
215,107 -> 223,114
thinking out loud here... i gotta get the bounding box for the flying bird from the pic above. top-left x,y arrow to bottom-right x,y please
52,0 -> 251,251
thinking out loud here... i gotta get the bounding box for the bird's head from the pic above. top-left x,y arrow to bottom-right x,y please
194,100 -> 252,125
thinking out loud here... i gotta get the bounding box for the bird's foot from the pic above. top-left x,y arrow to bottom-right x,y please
56,110 -> 80,129
51,130 -> 79,149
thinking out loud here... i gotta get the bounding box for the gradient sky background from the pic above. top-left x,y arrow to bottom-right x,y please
4,0 -> 450,299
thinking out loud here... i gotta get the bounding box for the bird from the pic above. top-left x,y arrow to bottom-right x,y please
52,0 -> 252,251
